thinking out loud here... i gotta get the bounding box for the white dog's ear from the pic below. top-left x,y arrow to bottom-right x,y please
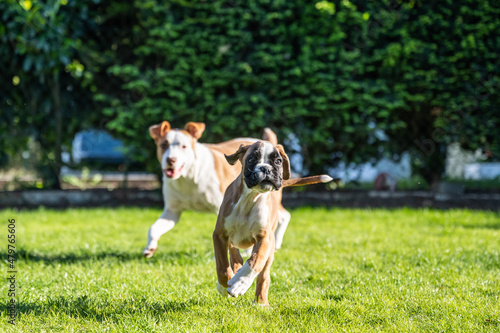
149,121 -> 171,141
275,144 -> 291,180
184,122 -> 206,140
225,145 -> 250,166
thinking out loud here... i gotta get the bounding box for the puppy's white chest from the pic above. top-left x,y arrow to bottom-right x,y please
224,196 -> 269,249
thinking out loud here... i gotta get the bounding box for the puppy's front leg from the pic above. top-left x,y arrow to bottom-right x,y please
255,237 -> 275,306
227,230 -> 274,297
229,244 -> 243,274
213,224 -> 233,297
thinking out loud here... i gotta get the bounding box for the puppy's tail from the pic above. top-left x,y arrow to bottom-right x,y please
282,175 -> 333,187
262,128 -> 278,145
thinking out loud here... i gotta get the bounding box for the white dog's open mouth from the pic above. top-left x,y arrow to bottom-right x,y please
164,166 -> 184,178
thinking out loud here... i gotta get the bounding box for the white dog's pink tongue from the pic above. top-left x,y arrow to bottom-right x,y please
164,166 -> 183,178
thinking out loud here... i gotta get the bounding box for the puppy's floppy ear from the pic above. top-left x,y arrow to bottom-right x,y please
225,144 -> 250,165
184,122 -> 206,140
275,144 -> 291,180
149,121 -> 171,141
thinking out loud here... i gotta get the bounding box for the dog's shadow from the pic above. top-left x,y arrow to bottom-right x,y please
6,249 -> 213,321
3,248 -> 211,265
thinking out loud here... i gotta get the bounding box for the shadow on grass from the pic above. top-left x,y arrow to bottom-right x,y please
280,304 -> 350,323
14,296 -> 199,322
323,293 -> 346,302
2,248 -> 209,265
458,223 -> 500,230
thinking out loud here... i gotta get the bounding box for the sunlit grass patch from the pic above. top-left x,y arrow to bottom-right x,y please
0,207 -> 499,332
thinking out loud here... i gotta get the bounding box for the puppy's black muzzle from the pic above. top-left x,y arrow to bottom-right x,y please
259,166 -> 271,176
244,165 -> 282,191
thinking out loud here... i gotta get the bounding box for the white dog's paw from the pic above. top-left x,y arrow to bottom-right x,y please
227,262 -> 259,297
142,247 -> 156,258
142,241 -> 158,258
217,282 -> 230,298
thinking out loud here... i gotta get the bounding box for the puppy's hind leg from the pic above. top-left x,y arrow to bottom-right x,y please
143,209 -> 180,258
274,207 -> 291,250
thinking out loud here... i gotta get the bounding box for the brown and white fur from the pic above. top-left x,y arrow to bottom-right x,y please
143,121 -> 292,258
213,141 -> 332,306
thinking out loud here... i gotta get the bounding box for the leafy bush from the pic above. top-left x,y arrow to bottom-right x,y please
91,0 -> 500,181
90,1 -> 397,175
2,0 -> 499,186
0,0 -> 103,187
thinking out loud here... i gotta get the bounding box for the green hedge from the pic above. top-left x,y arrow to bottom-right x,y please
93,0 -> 500,180
2,0 -> 499,186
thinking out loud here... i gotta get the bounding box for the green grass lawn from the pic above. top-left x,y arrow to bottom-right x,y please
0,207 -> 499,332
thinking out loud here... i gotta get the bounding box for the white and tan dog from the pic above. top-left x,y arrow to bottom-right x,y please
213,140 -> 332,306
143,121 -> 291,258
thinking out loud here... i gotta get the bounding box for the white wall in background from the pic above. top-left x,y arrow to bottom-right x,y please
464,163 -> 500,180
329,153 -> 411,182
445,142 -> 486,179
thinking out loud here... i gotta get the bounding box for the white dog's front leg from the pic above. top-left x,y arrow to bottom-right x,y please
143,210 -> 180,258
274,209 -> 291,250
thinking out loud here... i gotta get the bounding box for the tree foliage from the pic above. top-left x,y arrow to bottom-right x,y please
92,0 -> 397,175
0,0 -> 102,187
357,0 -> 500,182
90,0 -> 500,181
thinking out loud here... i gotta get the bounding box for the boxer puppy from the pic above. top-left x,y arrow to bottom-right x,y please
213,141 -> 332,306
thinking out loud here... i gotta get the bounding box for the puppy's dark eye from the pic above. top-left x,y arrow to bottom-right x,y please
182,145 -> 187,149
248,157 -> 256,164
161,142 -> 169,150
275,158 -> 282,166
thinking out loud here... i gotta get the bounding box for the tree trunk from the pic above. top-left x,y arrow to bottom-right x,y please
47,75 -> 63,189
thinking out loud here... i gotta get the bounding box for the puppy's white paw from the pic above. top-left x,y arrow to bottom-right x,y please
217,282 -> 230,298
227,262 -> 258,297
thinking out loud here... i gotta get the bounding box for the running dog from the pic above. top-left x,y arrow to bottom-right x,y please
213,140 -> 332,306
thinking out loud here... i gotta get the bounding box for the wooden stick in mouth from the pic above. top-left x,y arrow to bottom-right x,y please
282,175 -> 333,188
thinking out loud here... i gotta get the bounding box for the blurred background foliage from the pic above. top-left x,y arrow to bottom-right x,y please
1,0 -> 499,188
